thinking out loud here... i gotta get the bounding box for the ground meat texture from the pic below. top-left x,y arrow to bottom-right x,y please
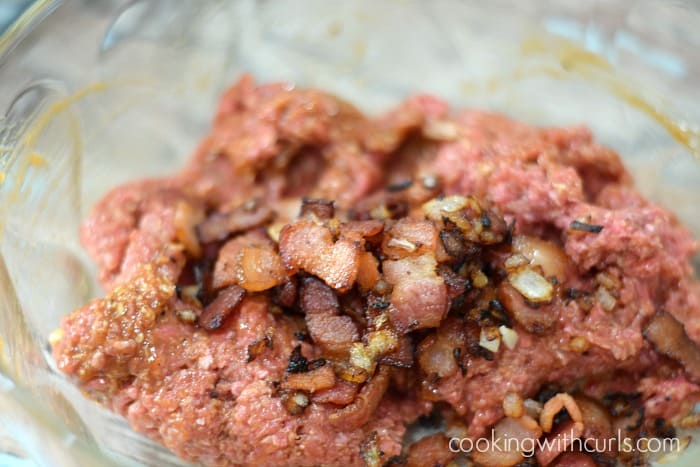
56,76 -> 700,467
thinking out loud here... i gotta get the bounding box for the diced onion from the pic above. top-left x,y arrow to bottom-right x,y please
499,326 -> 519,350
508,268 -> 554,303
595,286 -> 616,312
479,326 -> 501,353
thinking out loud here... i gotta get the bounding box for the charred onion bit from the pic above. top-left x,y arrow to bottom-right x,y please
198,285 -> 245,331
644,311 -> 700,383
197,198 -> 273,243
247,327 -> 275,362
279,220 -> 359,292
423,195 -> 506,245
299,277 -> 359,358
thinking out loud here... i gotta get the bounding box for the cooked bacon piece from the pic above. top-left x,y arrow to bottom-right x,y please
236,246 -> 287,292
379,335 -> 414,368
644,311 -> 700,383
279,220 -> 360,292
340,220 -> 384,243
498,280 -> 557,334
406,433 -> 455,467
357,252 -> 381,293
383,255 -> 447,332
381,219 -> 438,259
573,395 -> 613,451
299,277 -> 359,358
312,380 -> 359,405
512,236 -> 574,284
212,231 -> 285,291
328,365 -> 390,429
299,198 -> 335,220
282,364 -> 336,393
536,420 -> 585,466
197,199 -> 273,243
551,452 -> 598,467
270,277 -> 298,308
199,285 -> 246,331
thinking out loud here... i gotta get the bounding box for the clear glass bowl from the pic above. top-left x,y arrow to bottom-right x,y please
0,0 -> 698,465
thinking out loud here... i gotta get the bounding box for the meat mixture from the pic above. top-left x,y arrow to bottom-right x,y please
52,75 -> 700,466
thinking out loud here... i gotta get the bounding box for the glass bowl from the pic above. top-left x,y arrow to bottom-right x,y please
0,0 -> 698,465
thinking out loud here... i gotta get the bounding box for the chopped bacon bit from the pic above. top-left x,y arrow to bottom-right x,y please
199,285 -> 245,331
286,345 -> 309,373
212,230 -> 274,290
299,277 -> 359,358
279,220 -> 359,292
378,335 -> 414,368
236,246 -> 287,292
405,434 -> 455,467
328,365 -> 390,429
282,364 -> 336,393
356,252 -> 381,293
340,220 -> 384,243
313,380 -> 359,405
270,277 -> 298,308
383,255 -> 447,332
197,199 -> 273,243
644,311 -> 700,383
300,197 -> 335,221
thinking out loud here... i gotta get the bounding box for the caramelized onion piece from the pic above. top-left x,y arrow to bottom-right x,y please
279,220 -> 359,292
236,246 -> 287,292
328,365 -> 390,429
644,311 -> 700,383
282,364 -> 336,393
406,434 -> 455,467
423,195 -> 506,245
199,285 -> 245,331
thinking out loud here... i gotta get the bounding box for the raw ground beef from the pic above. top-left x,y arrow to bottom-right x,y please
53,75 -> 700,466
